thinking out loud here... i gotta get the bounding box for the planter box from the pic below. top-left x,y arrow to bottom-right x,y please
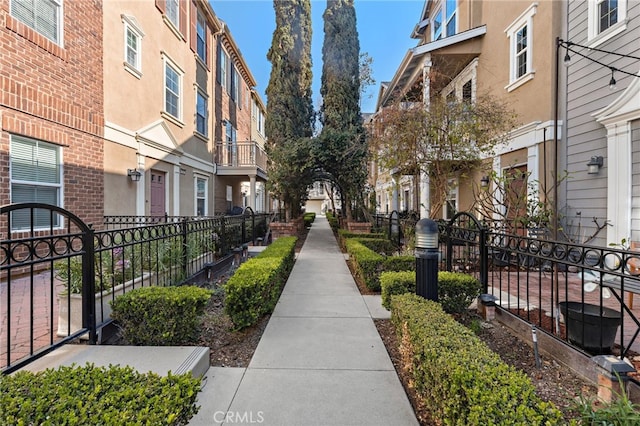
270,219 -> 304,239
346,221 -> 371,233
57,272 -> 152,339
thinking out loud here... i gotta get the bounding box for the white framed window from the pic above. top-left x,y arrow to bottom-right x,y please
195,176 -> 208,216
162,54 -> 183,121
231,67 -> 240,105
10,0 -> 63,45
196,10 -> 207,63
588,0 -> 627,46
433,7 -> 443,40
505,3 -> 536,91
445,0 -> 457,37
122,15 -> 144,78
218,47 -> 229,91
195,87 -> 208,137
166,0 -> 179,29
10,135 -> 63,230
444,178 -> 458,220
431,0 -> 457,41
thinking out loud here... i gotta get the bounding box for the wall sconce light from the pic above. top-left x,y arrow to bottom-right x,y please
480,176 -> 490,187
587,156 -> 603,174
127,168 -> 142,182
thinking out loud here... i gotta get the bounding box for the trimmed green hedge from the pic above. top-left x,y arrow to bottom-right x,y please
381,271 -> 482,313
390,294 -> 563,425
303,212 -> 316,227
224,236 -> 296,329
345,238 -> 414,291
337,229 -> 386,251
111,285 -> 212,345
0,364 -> 201,425
326,212 -> 339,231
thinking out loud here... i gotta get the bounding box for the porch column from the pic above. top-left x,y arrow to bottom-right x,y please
419,171 -> 430,219
391,175 -> 399,212
136,155 -> 145,216
249,175 -> 257,211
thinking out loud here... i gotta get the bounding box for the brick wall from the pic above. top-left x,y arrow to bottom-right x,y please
0,1 -> 105,226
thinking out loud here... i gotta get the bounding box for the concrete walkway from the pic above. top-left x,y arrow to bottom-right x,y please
190,217 -> 418,426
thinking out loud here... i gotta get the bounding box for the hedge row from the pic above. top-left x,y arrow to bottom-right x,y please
390,293 -> 563,425
0,364 -> 201,425
345,238 -> 414,291
380,270 -> 482,314
111,285 -> 212,345
326,212 -> 339,231
224,236 -> 297,329
303,212 -> 316,227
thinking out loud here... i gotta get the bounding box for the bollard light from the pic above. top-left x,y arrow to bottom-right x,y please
415,218 -> 439,301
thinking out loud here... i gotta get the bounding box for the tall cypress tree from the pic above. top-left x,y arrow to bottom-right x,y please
266,0 -> 314,219
318,0 -> 367,221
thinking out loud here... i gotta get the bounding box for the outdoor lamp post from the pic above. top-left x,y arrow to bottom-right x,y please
415,218 -> 439,301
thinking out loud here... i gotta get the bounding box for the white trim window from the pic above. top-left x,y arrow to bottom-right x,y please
431,0 -> 457,41
195,176 -> 208,216
219,48 -> 229,91
196,10 -> 207,63
505,3 -> 536,91
196,87 -> 208,137
10,0 -> 63,45
444,178 -> 458,220
588,0 -> 627,46
163,54 -> 183,121
122,15 -> 144,77
10,135 -> 63,230
166,0 -> 179,29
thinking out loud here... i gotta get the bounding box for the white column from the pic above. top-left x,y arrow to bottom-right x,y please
136,155 -> 145,216
173,164 -> 181,216
419,171 -> 430,218
249,175 -> 256,211
391,176 -> 399,212
606,122 -> 631,246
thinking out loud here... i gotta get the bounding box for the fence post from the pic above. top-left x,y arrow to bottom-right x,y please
181,218 -> 188,278
446,224 -> 453,272
480,226 -> 488,293
83,225 -> 97,344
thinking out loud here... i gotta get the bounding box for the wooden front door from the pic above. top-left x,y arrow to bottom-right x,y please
504,165 -> 528,234
150,170 -> 166,217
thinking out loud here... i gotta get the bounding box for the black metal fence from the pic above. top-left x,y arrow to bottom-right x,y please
374,210 -> 640,360
1,203 -> 268,374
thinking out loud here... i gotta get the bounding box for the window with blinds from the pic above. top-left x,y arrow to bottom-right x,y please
10,0 -> 62,45
10,135 -> 62,230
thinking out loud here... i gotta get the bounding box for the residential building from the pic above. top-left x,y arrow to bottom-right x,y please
213,22 -> 268,214
370,0 -> 564,225
0,0 -> 105,227
562,0 -> 640,247
102,0 -> 267,217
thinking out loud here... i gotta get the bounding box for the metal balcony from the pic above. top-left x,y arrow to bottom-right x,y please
215,141 -> 268,179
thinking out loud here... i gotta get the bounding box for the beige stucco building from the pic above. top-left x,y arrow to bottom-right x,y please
103,0 -> 267,217
371,0 -> 564,223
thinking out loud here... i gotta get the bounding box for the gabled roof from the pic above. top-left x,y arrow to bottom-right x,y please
378,25 -> 487,109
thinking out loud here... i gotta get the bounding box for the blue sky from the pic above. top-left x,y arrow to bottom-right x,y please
210,0 -> 424,113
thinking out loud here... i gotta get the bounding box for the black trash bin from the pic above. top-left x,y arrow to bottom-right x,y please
559,301 -> 621,354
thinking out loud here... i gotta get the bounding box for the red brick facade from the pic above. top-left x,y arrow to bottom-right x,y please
0,1 -> 104,226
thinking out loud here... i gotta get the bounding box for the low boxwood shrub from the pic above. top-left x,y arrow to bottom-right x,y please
337,230 -> 386,251
383,255 -> 415,272
0,363 -> 201,425
380,271 -> 481,314
326,212 -> 339,231
390,294 -> 563,425
303,212 -> 316,227
224,236 -> 296,329
380,271 -> 415,309
110,285 -> 211,346
355,237 -> 395,255
345,238 -> 384,291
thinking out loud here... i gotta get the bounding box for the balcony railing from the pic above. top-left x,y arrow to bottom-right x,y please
215,141 -> 267,172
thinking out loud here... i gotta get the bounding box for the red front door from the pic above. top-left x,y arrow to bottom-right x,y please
150,170 -> 166,217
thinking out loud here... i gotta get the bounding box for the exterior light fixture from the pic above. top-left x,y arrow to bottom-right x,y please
415,218 -> 439,301
587,156 -> 603,174
563,51 -> 571,66
127,168 -> 142,182
480,176 -> 490,188
609,68 -> 617,90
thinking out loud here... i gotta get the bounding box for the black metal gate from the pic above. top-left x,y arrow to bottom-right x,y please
1,203 -> 96,374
